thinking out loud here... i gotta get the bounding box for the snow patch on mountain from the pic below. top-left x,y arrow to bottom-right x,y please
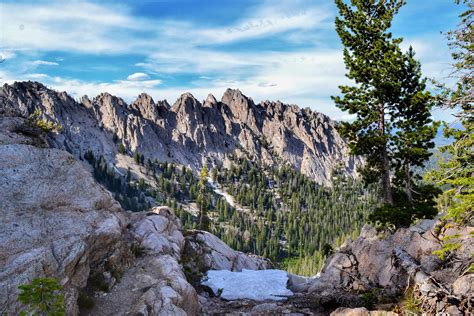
207,177 -> 237,208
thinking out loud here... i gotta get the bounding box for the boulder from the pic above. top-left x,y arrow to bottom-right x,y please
251,302 -> 279,313
287,273 -> 313,292
331,307 -> 397,316
85,207 -> 199,316
182,230 -> 271,280
310,221 -> 440,298
452,274 -> 473,297
130,206 -> 184,257
331,307 -> 369,316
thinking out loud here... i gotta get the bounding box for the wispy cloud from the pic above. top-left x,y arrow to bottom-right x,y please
0,50 -> 16,61
0,0 -> 330,54
32,60 -> 59,66
196,8 -> 331,43
1,1 -> 149,53
127,72 -> 150,81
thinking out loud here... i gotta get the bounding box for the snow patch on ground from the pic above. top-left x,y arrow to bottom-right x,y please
207,177 -> 237,208
202,269 -> 293,301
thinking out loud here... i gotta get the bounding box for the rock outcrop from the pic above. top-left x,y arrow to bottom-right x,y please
1,81 -> 360,184
182,231 -> 272,287
304,220 -> 473,314
85,207 -> 199,316
0,118 -> 133,314
330,307 -> 397,316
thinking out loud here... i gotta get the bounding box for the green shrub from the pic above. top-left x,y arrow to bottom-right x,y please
399,287 -> 421,314
28,108 -> 62,133
321,243 -> 334,257
77,291 -> 95,310
432,233 -> 462,261
131,244 -> 146,258
118,143 -> 127,154
360,289 -> 379,310
17,277 -> 65,316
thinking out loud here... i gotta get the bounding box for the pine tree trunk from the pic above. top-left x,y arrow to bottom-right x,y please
199,195 -> 205,230
379,106 -> 394,205
405,163 -> 413,204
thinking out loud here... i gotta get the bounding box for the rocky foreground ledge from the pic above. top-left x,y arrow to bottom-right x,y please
0,116 -> 472,315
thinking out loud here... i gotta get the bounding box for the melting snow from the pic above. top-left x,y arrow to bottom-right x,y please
202,269 -> 293,301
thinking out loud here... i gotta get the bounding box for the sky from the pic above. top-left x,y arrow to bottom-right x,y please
0,0 -> 464,121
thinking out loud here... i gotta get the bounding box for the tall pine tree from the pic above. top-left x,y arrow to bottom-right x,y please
333,0 -> 439,226
198,165 -> 210,231
333,0 -> 406,205
392,47 -> 439,203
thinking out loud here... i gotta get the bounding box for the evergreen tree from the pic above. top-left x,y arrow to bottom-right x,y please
333,0 -> 406,205
392,47 -> 439,203
430,1 -> 473,224
18,278 -> 65,316
333,0 -> 438,227
198,165 -> 210,231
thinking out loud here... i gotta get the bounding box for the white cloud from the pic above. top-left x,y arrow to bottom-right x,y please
196,8 -> 331,43
0,1 -> 150,53
25,73 -> 49,79
32,60 -> 59,66
127,72 -> 150,81
0,0 -> 331,54
258,82 -> 277,87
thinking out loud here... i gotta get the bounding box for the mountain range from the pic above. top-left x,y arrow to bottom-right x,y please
1,81 -> 359,185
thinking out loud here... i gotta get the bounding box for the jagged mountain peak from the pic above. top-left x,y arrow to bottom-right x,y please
81,95 -> 93,109
0,81 -> 360,184
172,92 -> 202,113
94,91 -> 125,103
134,92 -> 155,105
204,93 -> 217,107
221,88 -> 252,106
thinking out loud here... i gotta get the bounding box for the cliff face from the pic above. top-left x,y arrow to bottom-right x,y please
0,81 -> 359,184
0,117 -> 133,314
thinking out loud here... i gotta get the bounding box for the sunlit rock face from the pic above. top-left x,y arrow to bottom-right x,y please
1,81 -> 360,184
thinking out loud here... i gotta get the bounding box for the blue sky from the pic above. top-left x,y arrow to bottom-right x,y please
0,0 -> 464,121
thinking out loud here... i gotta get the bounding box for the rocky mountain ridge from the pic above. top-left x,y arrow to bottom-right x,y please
0,81 -> 359,184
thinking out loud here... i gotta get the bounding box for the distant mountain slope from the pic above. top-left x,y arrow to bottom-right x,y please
0,81 -> 360,184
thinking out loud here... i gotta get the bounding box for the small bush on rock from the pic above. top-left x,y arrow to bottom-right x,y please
89,272 -> 109,292
17,277 -> 65,316
28,108 -> 62,133
360,288 -> 379,310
